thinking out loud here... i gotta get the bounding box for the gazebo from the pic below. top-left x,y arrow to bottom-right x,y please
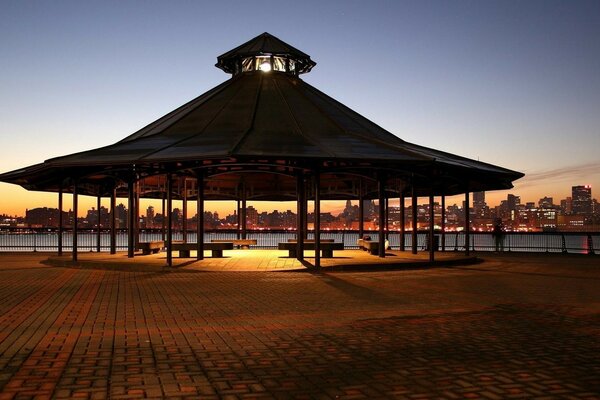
0,32 -> 523,267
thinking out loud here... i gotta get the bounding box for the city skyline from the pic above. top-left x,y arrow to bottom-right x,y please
1,2 -> 599,215
4,185 -> 598,233
0,184 -> 597,220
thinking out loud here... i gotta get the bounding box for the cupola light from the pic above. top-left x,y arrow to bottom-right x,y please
259,61 -> 271,72
215,32 -> 316,77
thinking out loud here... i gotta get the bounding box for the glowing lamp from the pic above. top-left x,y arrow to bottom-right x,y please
259,61 -> 271,72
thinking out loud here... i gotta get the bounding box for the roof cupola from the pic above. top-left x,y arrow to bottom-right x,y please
215,32 -> 316,76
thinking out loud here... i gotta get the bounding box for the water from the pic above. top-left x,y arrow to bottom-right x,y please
1,231 -> 597,254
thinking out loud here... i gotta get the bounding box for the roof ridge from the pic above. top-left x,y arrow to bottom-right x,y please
136,77 -> 248,162
228,73 -> 264,155
272,75 -> 336,158
293,80 -> 432,161
118,78 -> 235,143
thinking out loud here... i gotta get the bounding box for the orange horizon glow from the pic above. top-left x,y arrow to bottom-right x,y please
1,176 -> 597,219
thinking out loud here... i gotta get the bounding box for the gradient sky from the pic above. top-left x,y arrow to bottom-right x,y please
1,0 -> 599,217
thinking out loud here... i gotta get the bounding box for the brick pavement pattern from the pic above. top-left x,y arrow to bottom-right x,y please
0,253 -> 599,399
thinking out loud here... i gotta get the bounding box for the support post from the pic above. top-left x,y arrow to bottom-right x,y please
412,186 -> 418,254
296,173 -> 305,261
196,172 -> 204,260
58,187 -> 63,256
441,195 -> 446,251
378,175 -> 386,258
358,181 -> 364,239
236,200 -> 241,240
161,193 -> 166,242
241,184 -> 247,240
182,178 -> 188,243
399,193 -> 405,251
387,197 -> 391,237
167,174 -> 173,267
72,181 -> 78,264
429,194 -> 435,262
127,179 -> 135,258
97,195 -> 102,252
135,181 -> 140,249
465,191 -> 470,256
110,187 -> 116,254
314,171 -> 321,269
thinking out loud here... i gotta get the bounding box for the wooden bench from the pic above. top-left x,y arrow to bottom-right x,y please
137,241 -> 164,255
278,241 -> 344,258
287,239 -> 334,243
211,239 -> 257,249
170,241 -> 234,258
358,239 -> 389,256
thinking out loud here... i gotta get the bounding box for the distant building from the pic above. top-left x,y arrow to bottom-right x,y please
557,214 -> 586,231
538,197 -> 554,209
472,191 -> 486,217
146,206 -> 155,228
25,207 -> 68,228
246,206 -> 259,227
85,206 -> 109,228
560,197 -> 572,215
114,203 -> 127,228
572,185 -> 592,215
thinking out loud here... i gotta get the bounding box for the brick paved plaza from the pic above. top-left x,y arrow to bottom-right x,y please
0,252 -> 599,399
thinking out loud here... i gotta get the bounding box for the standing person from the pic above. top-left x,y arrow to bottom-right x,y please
492,218 -> 505,252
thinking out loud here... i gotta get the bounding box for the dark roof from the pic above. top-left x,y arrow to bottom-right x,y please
0,33 -> 523,198
35,72 -> 437,166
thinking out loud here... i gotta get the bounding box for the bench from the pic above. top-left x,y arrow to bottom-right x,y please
278,241 -> 344,258
287,239 -> 334,243
211,239 -> 257,249
170,241 -> 234,258
137,241 -> 165,255
358,239 -> 389,256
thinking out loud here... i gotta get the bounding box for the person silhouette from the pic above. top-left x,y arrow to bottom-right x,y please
492,218 -> 505,252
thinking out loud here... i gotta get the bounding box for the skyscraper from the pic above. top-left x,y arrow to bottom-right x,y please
572,185 -> 592,215
473,191 -> 486,217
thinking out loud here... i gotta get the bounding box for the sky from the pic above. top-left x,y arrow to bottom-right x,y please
1,0 -> 599,217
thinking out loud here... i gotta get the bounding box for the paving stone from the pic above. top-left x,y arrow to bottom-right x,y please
0,253 -> 599,398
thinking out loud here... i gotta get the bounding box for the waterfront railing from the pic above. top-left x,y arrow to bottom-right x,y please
0,228 -> 597,255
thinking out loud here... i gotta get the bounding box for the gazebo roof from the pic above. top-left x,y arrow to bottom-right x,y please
0,32 -> 523,199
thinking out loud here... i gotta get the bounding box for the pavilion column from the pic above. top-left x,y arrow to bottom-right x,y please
465,190 -> 470,256
110,187 -> 116,254
296,172 -> 305,261
385,197 -> 390,234
411,185 -> 418,255
58,186 -> 63,256
161,193 -> 166,242
241,184 -> 247,240
96,195 -> 102,252
358,180 -> 364,239
399,193 -> 405,251
72,181 -> 78,264
182,179 -> 188,243
236,200 -> 241,239
134,181 -> 140,249
441,195 -> 446,251
196,172 -> 204,261
166,174 -> 173,267
127,179 -> 135,258
314,171 -> 321,269
429,194 -> 435,262
378,174 -> 386,258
